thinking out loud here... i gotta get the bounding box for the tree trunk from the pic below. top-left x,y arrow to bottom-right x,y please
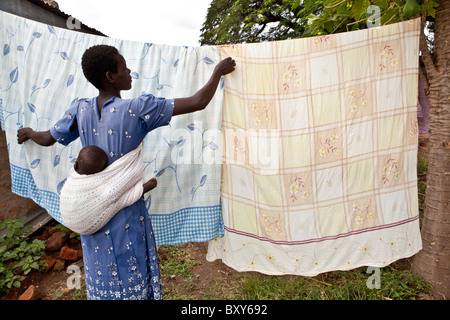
412,0 -> 450,299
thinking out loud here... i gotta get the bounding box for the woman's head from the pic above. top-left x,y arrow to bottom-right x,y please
81,45 -> 131,90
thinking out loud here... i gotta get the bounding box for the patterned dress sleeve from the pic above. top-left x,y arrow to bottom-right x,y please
49,101 -> 80,145
133,94 -> 174,133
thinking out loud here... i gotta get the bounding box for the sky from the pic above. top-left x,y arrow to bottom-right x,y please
55,0 -> 213,46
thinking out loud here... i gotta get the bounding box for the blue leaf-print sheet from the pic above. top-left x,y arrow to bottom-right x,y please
0,10 -> 224,245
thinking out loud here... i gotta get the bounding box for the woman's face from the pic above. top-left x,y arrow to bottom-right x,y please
112,54 -> 132,91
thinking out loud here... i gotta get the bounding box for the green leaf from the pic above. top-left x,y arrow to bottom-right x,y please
372,0 -> 390,10
306,13 -> 319,25
304,0 -> 318,11
381,7 -> 399,25
324,0 -> 342,7
5,229 -> 14,238
421,0 -> 439,18
292,0 -> 302,11
324,21 -> 334,33
351,0 -> 371,20
69,232 -> 79,239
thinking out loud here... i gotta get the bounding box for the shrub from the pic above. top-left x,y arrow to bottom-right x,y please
0,217 -> 47,292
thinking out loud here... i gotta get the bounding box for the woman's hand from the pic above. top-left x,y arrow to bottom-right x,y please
17,128 -> 56,146
213,57 -> 236,77
173,57 -> 236,116
17,127 -> 34,144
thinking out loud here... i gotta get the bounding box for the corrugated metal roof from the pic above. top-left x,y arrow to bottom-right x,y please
26,0 -> 107,36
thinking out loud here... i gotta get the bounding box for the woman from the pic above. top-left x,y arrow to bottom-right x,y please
17,45 -> 235,299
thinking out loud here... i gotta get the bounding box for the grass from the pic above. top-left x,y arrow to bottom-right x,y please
159,245 -> 201,278
158,245 -> 432,300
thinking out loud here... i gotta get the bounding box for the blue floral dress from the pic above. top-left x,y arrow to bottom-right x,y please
50,94 -> 174,300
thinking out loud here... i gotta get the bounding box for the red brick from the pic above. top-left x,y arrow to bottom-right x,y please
41,255 -> 57,272
18,285 -> 39,300
46,231 -> 67,252
59,246 -> 80,261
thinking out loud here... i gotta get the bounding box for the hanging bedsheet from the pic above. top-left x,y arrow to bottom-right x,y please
0,10 -> 224,245
207,19 -> 423,275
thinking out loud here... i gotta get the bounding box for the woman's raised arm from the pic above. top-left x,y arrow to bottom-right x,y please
172,57 -> 235,116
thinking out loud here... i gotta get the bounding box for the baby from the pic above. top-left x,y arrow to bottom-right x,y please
74,145 -> 157,193
59,143 -> 156,235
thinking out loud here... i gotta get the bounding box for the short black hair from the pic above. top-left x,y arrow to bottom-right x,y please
75,145 -> 108,175
81,45 -> 119,89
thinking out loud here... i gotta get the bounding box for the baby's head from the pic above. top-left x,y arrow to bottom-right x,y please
74,145 -> 107,175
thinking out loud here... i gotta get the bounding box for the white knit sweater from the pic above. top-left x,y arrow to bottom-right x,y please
59,143 -> 144,235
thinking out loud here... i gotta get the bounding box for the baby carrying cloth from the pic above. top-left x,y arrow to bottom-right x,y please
60,143 -> 144,235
